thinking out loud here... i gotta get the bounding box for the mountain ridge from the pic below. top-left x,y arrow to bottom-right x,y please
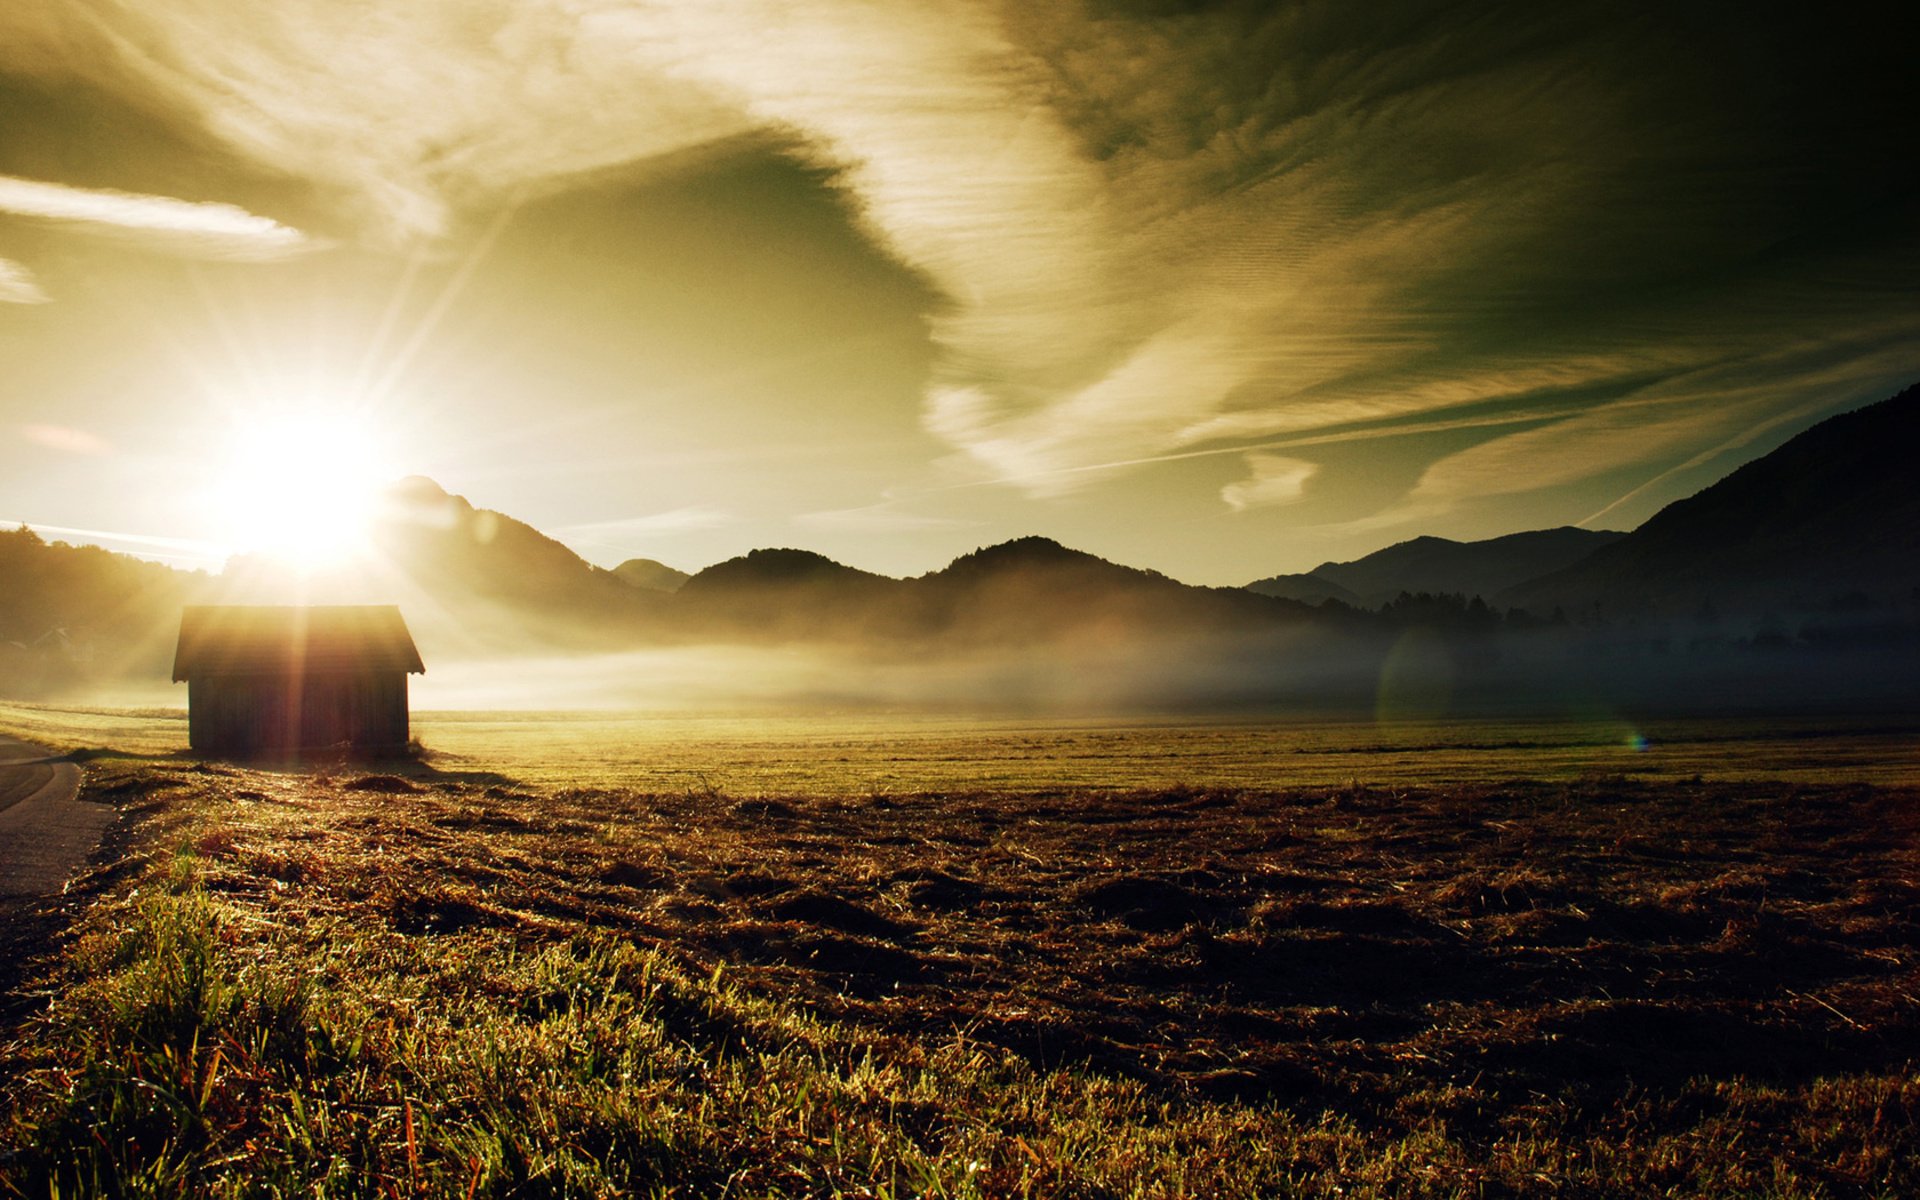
4,380 -> 1916,707
1248,528 -> 1627,609
612,558 -> 689,593
1503,384 -> 1920,616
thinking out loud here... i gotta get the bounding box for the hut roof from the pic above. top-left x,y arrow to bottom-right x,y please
172,606 -> 425,681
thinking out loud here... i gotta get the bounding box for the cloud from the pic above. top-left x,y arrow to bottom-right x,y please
557,506 -> 737,539
792,502 -> 980,533
20,424 -> 112,455
0,175 -> 314,259
0,519 -> 226,566
550,505 -> 741,564
1222,454 -> 1318,512
0,2 -> 756,245
8,0 -> 1915,525
1392,329 -> 1920,528
0,257 -> 47,303
928,4 -> 1920,507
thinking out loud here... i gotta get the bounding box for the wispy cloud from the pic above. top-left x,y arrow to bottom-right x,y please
0,2 -> 754,245
0,257 -> 48,303
0,519 -> 227,566
7,0 -> 1913,533
557,506 -> 738,540
0,175 -> 313,259
1384,331 -> 1920,531
918,400 -> 1606,496
1222,454 -> 1317,512
793,502 -> 980,533
19,424 -> 112,455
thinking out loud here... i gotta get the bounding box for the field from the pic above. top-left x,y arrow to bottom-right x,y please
4,701 -> 1919,791
1,704 -> 1917,1196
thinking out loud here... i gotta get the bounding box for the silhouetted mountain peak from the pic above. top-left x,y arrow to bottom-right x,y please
389,474 -> 451,502
1506,384 -> 1920,614
931,536 -> 1166,583
1243,572 -> 1364,608
383,475 -> 471,517
612,558 -> 689,593
681,548 -> 896,594
1323,534 -> 1458,570
1257,526 -> 1626,608
980,535 -> 1077,559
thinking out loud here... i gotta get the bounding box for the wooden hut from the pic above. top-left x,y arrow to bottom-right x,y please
172,606 -> 425,756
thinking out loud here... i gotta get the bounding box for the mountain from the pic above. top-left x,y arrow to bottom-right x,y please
612,558 -> 689,593
667,537 -> 1318,646
1243,573 -> 1364,608
8,380 -> 1916,711
0,525 -> 200,692
1505,386 -> 1920,620
682,547 -> 895,593
1249,527 -> 1626,609
918,536 -> 1310,646
675,548 -> 908,639
221,477 -> 669,654
364,478 -> 667,649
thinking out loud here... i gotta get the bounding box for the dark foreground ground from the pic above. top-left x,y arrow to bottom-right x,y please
2,760 -> 1916,1197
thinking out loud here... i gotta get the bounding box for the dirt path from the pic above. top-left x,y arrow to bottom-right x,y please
0,735 -> 105,899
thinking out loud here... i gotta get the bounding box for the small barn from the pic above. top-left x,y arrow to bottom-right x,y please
173,606 -> 425,756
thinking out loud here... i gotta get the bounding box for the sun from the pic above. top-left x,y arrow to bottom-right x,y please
208,407 -> 398,569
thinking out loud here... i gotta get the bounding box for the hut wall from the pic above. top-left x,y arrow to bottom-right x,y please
187,670 -> 409,754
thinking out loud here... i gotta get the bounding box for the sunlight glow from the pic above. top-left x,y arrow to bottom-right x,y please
208,407 -> 398,569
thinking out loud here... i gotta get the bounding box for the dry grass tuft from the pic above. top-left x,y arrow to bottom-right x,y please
2,762 -> 1916,1196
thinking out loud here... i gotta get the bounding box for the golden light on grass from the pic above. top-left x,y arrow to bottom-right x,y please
205,405 -> 397,569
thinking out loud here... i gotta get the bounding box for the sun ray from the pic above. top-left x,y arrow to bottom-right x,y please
351,238 -> 434,399
366,196 -> 521,408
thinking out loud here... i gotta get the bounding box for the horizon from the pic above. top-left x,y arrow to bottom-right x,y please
3,4 -> 1917,586
5,468 -> 1638,588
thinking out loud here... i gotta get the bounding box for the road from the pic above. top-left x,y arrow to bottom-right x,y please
0,734 -> 108,898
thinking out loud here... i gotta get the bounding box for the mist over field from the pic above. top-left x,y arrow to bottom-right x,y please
26,625 -> 1918,734
391,626 -> 1920,720
5,387 -> 1918,724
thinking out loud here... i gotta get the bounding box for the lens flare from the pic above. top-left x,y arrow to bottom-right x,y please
206,407 -> 396,568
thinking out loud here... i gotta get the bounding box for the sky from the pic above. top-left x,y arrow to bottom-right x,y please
1,0 -> 1916,586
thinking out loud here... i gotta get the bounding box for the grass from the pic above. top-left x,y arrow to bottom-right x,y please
5,700 -> 1918,789
2,739 -> 1917,1196
0,701 -> 188,760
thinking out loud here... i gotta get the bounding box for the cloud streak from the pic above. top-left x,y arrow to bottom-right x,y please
793,502 -> 980,534
0,257 -> 47,303
557,506 -> 738,539
0,175 -> 313,259
0,519 -> 227,566
1380,329 -> 1920,532
6,0 -> 1916,545
1222,455 -> 1317,512
19,424 -> 112,455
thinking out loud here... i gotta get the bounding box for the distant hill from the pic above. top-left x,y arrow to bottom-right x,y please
612,558 -> 689,593
363,478 -> 667,650
675,548 -> 909,639
0,525 -> 201,691
7,380 -> 1916,712
681,548 -> 896,594
223,477 -> 669,654
666,537 -> 1317,646
1504,386 -> 1920,620
1249,528 -> 1625,609
919,536 -> 1307,646
1243,573 -> 1366,607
